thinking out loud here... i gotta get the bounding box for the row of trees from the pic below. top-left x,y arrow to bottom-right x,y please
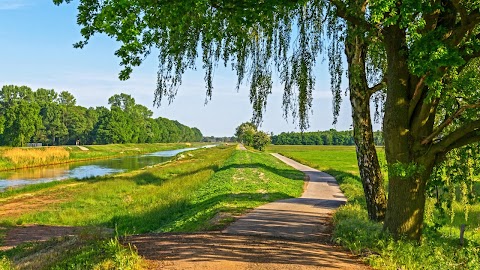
272,130 -> 384,146
0,85 -> 203,146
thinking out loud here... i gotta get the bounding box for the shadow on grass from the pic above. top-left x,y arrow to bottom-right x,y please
77,161 -> 303,187
217,163 -> 304,181
104,192 -> 296,234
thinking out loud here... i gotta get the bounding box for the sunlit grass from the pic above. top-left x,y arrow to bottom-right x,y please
0,145 -> 304,269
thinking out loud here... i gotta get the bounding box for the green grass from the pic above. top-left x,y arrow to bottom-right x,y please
0,146 -> 304,269
267,145 -> 480,270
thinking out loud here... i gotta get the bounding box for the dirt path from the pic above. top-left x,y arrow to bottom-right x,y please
127,233 -> 367,270
237,144 -> 247,150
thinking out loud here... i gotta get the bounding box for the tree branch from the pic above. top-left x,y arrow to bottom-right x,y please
422,102 -> 480,145
445,131 -> 480,153
430,119 -> 480,155
445,7 -> 480,47
408,75 -> 427,119
329,0 -> 372,30
367,78 -> 386,97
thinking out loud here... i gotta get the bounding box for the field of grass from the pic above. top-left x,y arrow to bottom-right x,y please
0,143 -> 201,171
0,145 -> 304,269
267,145 -> 480,270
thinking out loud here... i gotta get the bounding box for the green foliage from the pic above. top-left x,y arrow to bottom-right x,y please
49,238 -> 142,270
0,256 -> 14,270
0,236 -> 143,270
0,86 -> 203,146
252,131 -> 271,151
235,122 -> 257,146
234,122 -> 271,151
53,0 -> 326,129
0,85 -> 42,147
426,144 -> 480,229
388,162 -> 425,179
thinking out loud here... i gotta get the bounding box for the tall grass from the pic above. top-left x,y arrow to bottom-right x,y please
0,236 -> 143,270
2,147 -> 69,168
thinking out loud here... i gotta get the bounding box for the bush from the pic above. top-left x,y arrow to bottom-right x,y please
252,131 -> 271,151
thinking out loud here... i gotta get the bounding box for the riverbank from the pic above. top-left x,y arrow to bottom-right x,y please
0,143 -> 205,172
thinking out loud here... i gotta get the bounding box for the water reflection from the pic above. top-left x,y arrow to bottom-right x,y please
0,146 -> 214,190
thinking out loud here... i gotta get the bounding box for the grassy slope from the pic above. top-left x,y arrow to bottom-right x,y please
1,146 -> 304,269
267,145 -> 480,270
0,143 -> 202,171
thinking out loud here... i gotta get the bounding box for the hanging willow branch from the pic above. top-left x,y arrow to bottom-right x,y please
55,0 -> 332,129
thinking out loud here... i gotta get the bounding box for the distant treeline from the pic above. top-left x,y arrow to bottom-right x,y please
0,85 -> 203,146
271,130 -> 384,146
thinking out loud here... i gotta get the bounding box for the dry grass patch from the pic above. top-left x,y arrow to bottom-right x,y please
2,148 -> 69,168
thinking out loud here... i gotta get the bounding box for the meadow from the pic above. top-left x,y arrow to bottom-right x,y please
267,145 -> 480,270
0,145 -> 304,269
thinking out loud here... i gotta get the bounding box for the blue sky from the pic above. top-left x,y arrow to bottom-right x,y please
0,0 -> 377,136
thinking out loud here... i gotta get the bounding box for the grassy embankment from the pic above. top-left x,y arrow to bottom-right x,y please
0,143 -> 202,171
0,145 -> 304,269
268,145 -> 480,270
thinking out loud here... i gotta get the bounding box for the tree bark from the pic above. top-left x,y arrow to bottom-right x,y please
345,23 -> 387,221
382,25 -> 436,240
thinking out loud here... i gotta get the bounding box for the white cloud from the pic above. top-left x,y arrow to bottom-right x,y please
0,0 -> 29,10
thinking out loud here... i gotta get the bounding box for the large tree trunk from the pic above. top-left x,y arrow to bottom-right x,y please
382,25 -> 436,240
384,157 -> 435,239
345,24 -> 387,221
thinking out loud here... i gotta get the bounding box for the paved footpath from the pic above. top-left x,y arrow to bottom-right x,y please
223,153 -> 347,240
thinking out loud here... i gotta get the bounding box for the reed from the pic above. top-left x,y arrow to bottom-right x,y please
2,147 -> 70,168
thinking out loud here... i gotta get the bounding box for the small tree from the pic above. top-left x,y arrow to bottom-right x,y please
253,131 -> 271,151
235,122 -> 257,146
